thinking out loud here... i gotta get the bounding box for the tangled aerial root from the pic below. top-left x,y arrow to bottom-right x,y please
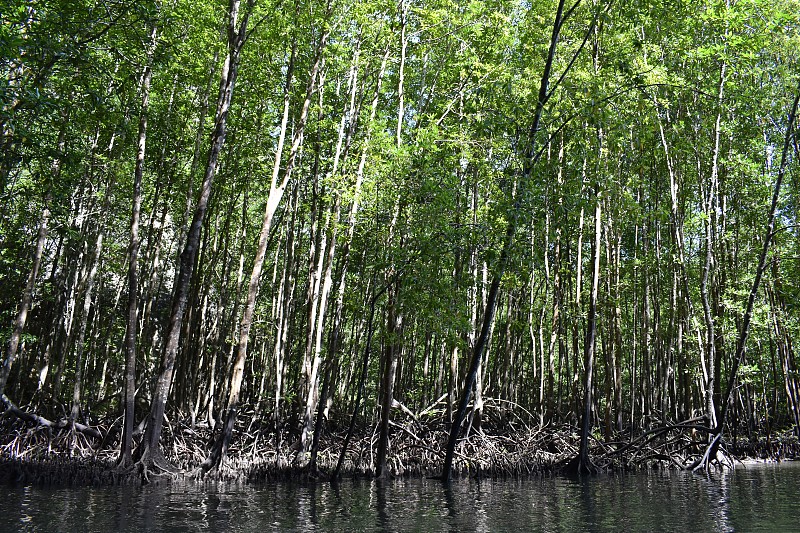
2,400 -> 799,486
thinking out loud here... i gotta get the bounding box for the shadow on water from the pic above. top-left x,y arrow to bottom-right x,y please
579,476 -> 597,533
440,479 -> 463,533
704,469 -> 733,532
441,479 -> 456,514
308,480 -> 318,525
374,478 -> 390,533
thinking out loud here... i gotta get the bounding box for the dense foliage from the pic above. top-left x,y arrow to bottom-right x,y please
1,0 -> 799,473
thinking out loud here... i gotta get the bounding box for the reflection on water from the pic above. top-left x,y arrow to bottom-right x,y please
2,462 -> 799,532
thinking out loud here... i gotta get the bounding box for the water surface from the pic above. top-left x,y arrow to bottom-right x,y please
2,462 -> 798,532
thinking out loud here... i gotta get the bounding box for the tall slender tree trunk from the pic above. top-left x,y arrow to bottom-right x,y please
68,215 -> 106,434
691,81 -> 800,470
200,22 -> 329,472
375,2 -> 408,478
376,282 -> 401,479
68,179 -> 111,423
699,61 -> 726,429
305,44 -> 365,460
272,184 -> 300,426
120,24 -> 157,466
50,185 -> 92,404
577,188 -> 601,474
769,264 -> 800,437
0,202 -> 49,398
332,280 -> 386,480
442,0 -> 575,481
136,0 -> 254,471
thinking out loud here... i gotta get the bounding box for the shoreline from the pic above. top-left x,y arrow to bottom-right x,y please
2,418 -> 798,488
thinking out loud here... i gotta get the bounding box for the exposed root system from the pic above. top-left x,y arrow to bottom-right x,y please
2,400 -> 798,487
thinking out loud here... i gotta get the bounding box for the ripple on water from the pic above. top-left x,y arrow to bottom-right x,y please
2,464 -> 800,532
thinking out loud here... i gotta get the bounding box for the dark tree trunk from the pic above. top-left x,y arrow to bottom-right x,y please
136,0 -> 253,472
200,22 -> 329,472
576,188 -> 601,474
376,282 -> 401,478
441,0 -> 575,482
120,25 -> 156,466
691,81 -> 800,471
332,280 -> 387,481
0,202 -> 49,397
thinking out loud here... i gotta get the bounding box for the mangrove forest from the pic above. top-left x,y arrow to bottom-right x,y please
1,0 -> 800,484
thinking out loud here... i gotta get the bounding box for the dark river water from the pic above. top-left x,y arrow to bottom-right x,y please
2,462 -> 799,532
